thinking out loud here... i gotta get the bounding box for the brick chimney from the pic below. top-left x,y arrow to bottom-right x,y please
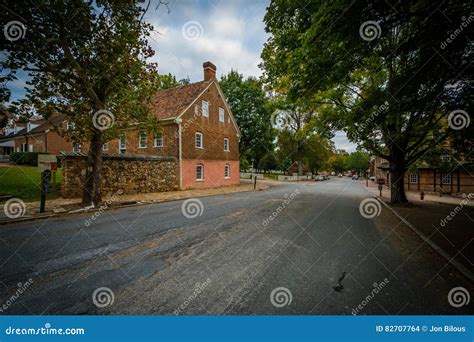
203,61 -> 216,81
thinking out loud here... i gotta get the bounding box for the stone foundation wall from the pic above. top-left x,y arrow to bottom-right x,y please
60,154 -> 179,199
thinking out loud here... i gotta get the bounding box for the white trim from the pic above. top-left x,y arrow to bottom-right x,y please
195,132 -> 203,149
224,164 -> 230,179
196,164 -> 204,181
202,100 -> 209,117
224,137 -> 229,152
219,107 -> 225,122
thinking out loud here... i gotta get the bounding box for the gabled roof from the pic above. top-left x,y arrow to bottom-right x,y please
150,81 -> 211,120
0,114 -> 66,141
150,79 -> 241,137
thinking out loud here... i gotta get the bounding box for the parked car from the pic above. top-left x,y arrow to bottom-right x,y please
315,175 -> 325,181
338,173 -> 343,178
352,175 -> 358,180
323,175 -> 330,180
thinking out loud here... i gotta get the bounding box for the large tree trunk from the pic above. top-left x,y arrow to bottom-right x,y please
297,160 -> 303,176
388,147 -> 408,203
82,129 -> 104,207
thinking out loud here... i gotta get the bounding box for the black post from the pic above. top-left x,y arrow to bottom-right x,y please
253,175 -> 257,190
40,171 -> 46,213
40,170 -> 51,213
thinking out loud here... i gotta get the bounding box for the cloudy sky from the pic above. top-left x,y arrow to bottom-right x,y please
7,0 -> 357,152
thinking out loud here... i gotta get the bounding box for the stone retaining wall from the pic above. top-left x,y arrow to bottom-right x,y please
60,154 -> 179,199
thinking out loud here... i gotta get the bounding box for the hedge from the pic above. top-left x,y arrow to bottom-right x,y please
9,152 -> 52,166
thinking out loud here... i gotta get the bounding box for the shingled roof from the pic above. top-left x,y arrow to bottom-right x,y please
150,80 -> 211,120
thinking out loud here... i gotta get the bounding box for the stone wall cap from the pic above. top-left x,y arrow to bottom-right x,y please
59,152 -> 177,161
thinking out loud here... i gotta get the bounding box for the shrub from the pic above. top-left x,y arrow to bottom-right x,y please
9,152 -> 51,166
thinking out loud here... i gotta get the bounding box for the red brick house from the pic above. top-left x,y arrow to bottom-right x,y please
1,62 -> 241,190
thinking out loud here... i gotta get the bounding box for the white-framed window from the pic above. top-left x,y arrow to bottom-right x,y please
139,132 -> 147,148
21,143 -> 26,152
441,154 -> 451,163
196,164 -> 204,181
73,142 -> 81,153
154,132 -> 163,147
195,132 -> 203,148
224,138 -> 229,152
28,144 -> 33,152
219,107 -> 225,122
103,143 -> 109,151
409,173 -> 418,184
442,173 -> 451,185
119,135 -> 126,154
202,100 -> 209,117
224,164 -> 230,179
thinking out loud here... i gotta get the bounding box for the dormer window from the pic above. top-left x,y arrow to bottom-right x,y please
202,100 -> 209,117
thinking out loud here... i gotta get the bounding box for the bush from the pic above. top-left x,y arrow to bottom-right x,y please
9,152 -> 51,166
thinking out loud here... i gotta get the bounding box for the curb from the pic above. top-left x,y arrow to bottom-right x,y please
375,196 -> 474,283
0,185 -> 270,226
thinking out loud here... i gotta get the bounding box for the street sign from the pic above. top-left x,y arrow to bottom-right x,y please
38,155 -> 57,172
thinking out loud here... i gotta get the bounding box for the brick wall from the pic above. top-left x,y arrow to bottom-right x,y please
180,82 -> 240,162
60,154 -> 179,199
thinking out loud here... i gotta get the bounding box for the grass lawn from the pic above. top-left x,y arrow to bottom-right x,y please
0,165 -> 62,202
263,173 -> 280,180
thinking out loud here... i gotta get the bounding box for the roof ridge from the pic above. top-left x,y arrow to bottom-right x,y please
156,80 -> 210,93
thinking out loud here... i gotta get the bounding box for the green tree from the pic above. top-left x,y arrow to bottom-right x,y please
2,1 -> 165,206
219,70 -> 275,167
262,0 -> 471,203
346,151 -> 370,175
258,152 -> 279,172
325,154 -> 348,174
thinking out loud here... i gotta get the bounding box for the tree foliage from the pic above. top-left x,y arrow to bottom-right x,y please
219,70 -> 275,166
262,0 -> 472,202
1,1 -> 164,205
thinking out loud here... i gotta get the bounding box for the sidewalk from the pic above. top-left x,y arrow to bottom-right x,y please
360,179 -> 473,279
0,181 -> 269,225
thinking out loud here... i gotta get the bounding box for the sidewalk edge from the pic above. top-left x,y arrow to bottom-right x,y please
375,197 -> 474,283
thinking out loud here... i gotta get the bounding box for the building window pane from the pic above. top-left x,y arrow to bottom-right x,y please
224,164 -> 230,178
196,165 -> 204,180
409,174 -> 418,184
224,138 -> 229,151
219,107 -> 225,122
154,132 -> 163,147
103,143 -> 109,151
442,173 -> 451,185
202,100 -> 209,117
195,132 -> 203,148
139,132 -> 147,148
119,135 -> 126,154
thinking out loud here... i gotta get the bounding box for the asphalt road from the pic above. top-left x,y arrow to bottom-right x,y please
0,178 -> 472,315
